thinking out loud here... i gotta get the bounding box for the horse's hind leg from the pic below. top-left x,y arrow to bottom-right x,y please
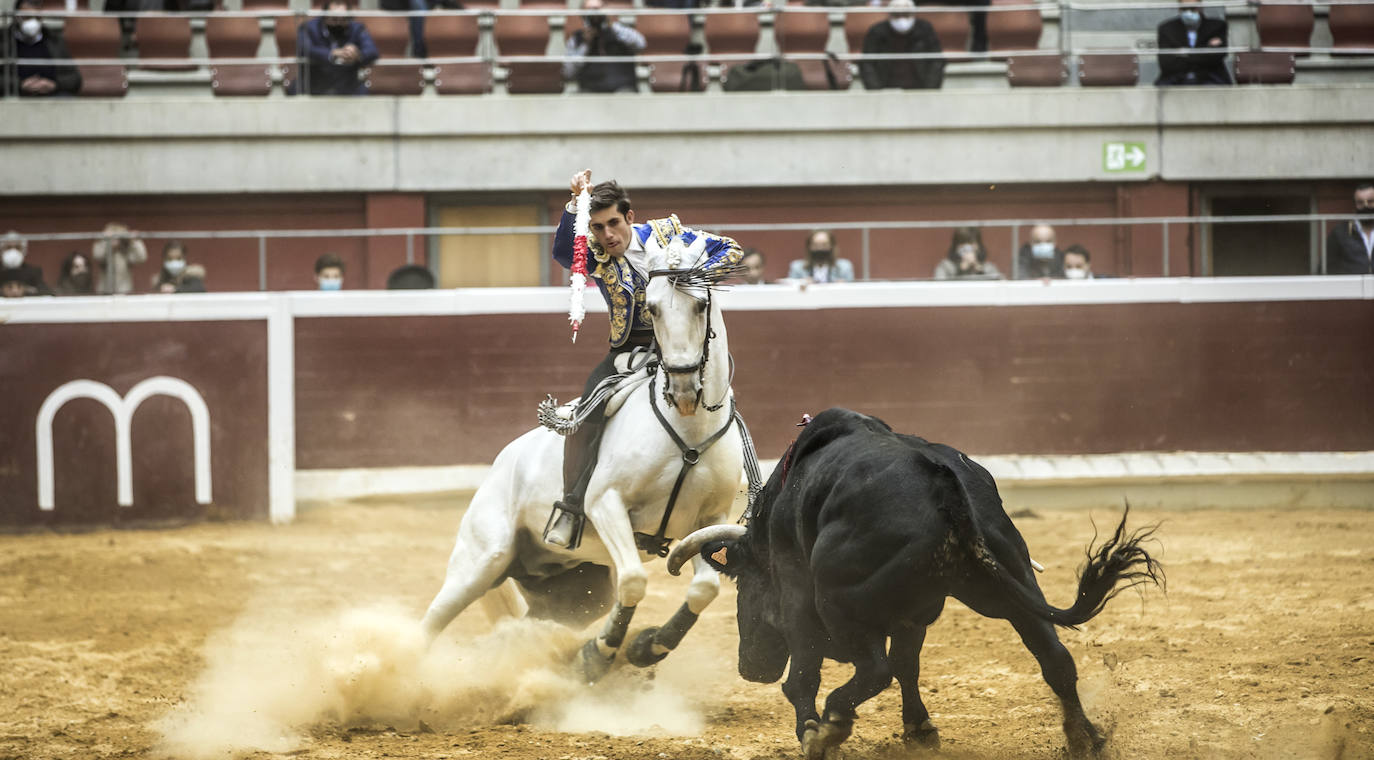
421,497 -> 517,645
479,579 -> 530,624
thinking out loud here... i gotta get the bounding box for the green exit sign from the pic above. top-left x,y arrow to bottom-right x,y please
1103,142 -> 1147,172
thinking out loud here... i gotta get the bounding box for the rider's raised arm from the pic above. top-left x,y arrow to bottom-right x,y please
551,205 -> 576,270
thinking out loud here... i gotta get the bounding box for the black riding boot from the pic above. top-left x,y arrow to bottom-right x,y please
543,412 -> 606,549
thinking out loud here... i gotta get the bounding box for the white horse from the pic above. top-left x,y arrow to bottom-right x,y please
421,237 -> 745,680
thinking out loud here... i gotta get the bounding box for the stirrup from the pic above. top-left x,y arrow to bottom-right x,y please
543,499 -> 586,550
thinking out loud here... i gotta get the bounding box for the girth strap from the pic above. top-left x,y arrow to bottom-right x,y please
638,372 -> 737,557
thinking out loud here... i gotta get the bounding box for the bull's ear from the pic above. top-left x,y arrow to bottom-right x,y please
702,539 -> 737,574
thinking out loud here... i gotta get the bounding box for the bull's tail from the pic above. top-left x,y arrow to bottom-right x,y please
931,462 -> 1164,629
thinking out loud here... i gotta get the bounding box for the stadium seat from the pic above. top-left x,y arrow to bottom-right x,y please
365,62 -> 427,94
636,11 -> 695,93
794,56 -> 851,90
505,61 -> 564,93
424,12 -> 481,59
135,16 -> 195,70
274,15 -> 301,60
921,9 -> 970,55
206,15 -> 263,59
433,61 -> 493,94
211,64 -> 274,96
647,60 -> 703,92
1256,2 -> 1313,55
1006,53 -> 1066,86
361,14 -> 411,59
494,10 -> 563,94
1329,1 -> 1374,55
1233,51 -> 1295,84
242,0 -> 290,8
775,7 -> 830,54
61,16 -> 129,98
843,10 -> 886,55
985,0 -> 1042,58
704,9 -> 761,55
1077,52 -> 1138,86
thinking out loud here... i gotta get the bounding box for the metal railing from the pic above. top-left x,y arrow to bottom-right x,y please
2,1 -> 1370,98
9,211 -> 1362,292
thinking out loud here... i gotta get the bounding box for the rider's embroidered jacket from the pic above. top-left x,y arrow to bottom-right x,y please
552,209 -> 743,347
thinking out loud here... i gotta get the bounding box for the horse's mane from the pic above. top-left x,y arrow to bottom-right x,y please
648,261 -> 749,291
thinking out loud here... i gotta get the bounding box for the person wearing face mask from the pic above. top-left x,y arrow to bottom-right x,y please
150,240 -> 207,293
56,251 -> 95,296
1014,223 -> 1063,279
315,253 -> 346,290
563,0 -> 646,94
2,0 -> 82,97
1,231 -> 53,296
1061,245 -> 1096,280
933,226 -> 1003,280
787,229 -> 855,283
1155,0 -> 1231,86
91,222 -> 148,295
1325,182 -> 1374,275
297,0 -> 379,96
860,0 -> 944,90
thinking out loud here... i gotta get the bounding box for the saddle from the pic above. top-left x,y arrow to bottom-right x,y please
536,346 -> 656,436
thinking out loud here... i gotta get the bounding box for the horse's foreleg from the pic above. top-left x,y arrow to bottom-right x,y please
575,488 -> 646,682
421,501 -> 516,646
479,578 -> 530,624
625,551 -> 720,667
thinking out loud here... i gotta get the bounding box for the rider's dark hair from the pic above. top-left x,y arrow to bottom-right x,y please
589,181 -> 632,217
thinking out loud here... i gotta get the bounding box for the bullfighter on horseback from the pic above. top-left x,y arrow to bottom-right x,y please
544,169 -> 744,549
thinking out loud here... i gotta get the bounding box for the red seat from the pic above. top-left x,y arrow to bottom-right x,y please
242,0 -> 290,9
922,9 -> 969,55
77,64 -> 130,96
433,61 -> 492,94
211,63 -> 274,95
361,14 -> 411,58
493,9 -> 552,55
775,8 -> 829,54
205,15 -> 263,59
635,11 -> 691,54
1006,53 -> 1065,86
843,10 -> 886,54
136,16 -> 195,70
647,59 -> 703,92
505,61 -> 564,93
1077,52 -> 1137,86
1329,1 -> 1374,56
793,56 -> 850,90
425,12 -> 481,58
985,0 -> 1042,57
1233,51 -> 1295,83
365,62 -> 427,94
704,10 -> 761,55
1256,2 -> 1314,54
274,14 -> 301,58
61,16 -> 128,97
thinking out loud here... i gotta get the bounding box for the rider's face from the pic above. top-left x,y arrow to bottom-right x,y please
589,206 -> 635,258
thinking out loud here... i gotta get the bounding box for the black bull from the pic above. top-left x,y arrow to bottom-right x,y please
668,408 -> 1163,759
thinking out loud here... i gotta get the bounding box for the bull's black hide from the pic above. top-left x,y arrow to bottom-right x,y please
676,408 -> 1162,760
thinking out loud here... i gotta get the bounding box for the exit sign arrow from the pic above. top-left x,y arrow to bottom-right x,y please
1103,141 -> 1147,173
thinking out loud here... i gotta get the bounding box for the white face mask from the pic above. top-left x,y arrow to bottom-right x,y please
1064,267 -> 1089,280
164,259 -> 186,276
1031,241 -> 1055,260
2,248 -> 23,269
889,16 -> 915,34
20,18 -> 42,39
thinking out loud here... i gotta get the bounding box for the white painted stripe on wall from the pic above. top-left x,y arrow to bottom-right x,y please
267,297 -> 296,524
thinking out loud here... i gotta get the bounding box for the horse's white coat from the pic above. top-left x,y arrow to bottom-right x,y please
421,242 -> 744,650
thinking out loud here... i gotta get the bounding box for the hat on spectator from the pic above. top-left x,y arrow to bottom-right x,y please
889,0 -> 915,8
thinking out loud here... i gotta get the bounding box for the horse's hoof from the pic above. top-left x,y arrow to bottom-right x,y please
902,719 -> 940,750
801,717 -> 849,760
574,638 -> 615,684
624,627 -> 669,668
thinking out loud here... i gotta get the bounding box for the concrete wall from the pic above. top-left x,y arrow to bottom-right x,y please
1,86 -> 1371,196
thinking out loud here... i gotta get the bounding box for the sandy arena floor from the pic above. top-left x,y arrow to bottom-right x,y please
1,496 -> 1371,760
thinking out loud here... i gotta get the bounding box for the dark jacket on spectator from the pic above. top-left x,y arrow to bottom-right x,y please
2,23 -> 82,96
4,263 -> 54,295
298,17 -> 379,95
1326,220 -> 1374,275
564,21 -> 644,93
860,17 -> 944,90
1155,14 -> 1231,85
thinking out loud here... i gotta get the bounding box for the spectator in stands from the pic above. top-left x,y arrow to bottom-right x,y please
788,229 -> 855,283
299,0 -> 379,96
1,269 -> 28,299
386,264 -> 435,289
1325,182 -> 1374,275
1061,244 -> 1095,279
3,0 -> 82,97
740,248 -> 767,284
934,226 -> 1003,280
380,0 -> 462,60
316,252 -> 346,290
860,0 -> 944,90
1155,0 -> 1232,86
55,251 -> 96,296
151,240 -> 207,293
564,0 -> 646,94
91,222 -> 148,295
1,231 -> 53,295
1014,223 -> 1063,279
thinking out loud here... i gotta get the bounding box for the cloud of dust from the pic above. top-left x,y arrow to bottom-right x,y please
155,605 -> 721,758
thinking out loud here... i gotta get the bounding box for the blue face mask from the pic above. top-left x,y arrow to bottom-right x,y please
1179,9 -> 1201,28
318,277 -> 343,291
1031,242 -> 1055,260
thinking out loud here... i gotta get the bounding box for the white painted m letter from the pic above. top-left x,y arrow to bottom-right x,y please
36,377 -> 212,510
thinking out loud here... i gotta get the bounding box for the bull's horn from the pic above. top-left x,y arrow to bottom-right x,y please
667,524 -> 748,576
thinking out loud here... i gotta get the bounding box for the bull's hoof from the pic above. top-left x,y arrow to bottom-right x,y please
624,627 -> 669,668
902,719 -> 940,749
574,638 -> 616,684
1064,720 -> 1108,759
801,717 -> 851,760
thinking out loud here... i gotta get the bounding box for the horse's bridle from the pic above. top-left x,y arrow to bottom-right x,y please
646,269 -> 727,413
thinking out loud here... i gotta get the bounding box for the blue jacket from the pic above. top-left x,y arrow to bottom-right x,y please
298,18 -> 379,95
552,210 -> 743,347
